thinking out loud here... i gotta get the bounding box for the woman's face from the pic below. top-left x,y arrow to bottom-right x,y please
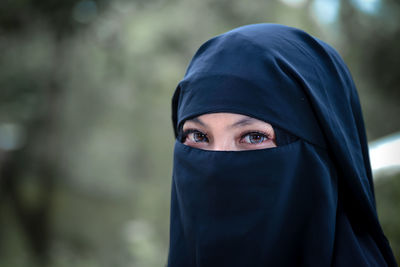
181,113 -> 277,151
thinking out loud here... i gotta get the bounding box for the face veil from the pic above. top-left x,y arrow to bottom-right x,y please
168,24 -> 397,267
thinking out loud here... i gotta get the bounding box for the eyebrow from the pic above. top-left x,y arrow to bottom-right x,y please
185,116 -> 259,129
229,117 -> 259,128
187,117 -> 207,127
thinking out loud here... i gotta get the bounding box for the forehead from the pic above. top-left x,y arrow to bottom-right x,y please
183,112 -> 271,128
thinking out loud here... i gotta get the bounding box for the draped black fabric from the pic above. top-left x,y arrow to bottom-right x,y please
168,23 -> 397,266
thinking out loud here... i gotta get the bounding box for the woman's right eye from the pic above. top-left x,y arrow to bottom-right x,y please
183,130 -> 209,143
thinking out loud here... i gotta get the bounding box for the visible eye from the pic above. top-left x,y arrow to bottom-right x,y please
183,129 -> 209,143
241,131 -> 269,144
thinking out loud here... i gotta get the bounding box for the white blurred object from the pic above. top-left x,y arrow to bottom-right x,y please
369,132 -> 400,178
351,0 -> 381,15
279,0 -> 306,8
311,0 -> 340,24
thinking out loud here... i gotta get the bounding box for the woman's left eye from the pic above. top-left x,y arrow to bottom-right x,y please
242,132 -> 268,144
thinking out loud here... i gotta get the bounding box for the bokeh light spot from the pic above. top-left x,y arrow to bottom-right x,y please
351,0 -> 381,15
311,0 -> 340,24
279,0 -> 307,8
0,123 -> 26,151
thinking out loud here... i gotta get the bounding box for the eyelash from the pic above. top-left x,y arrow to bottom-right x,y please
240,130 -> 271,144
181,129 -> 209,142
181,129 -> 271,144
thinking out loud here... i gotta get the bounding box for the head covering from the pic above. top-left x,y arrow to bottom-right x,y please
168,23 -> 397,266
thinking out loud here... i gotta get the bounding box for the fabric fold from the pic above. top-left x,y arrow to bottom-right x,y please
168,23 -> 397,266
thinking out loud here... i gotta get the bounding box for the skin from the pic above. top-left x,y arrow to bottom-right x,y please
181,112 -> 277,151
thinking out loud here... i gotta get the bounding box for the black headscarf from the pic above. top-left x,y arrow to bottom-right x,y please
168,23 -> 397,266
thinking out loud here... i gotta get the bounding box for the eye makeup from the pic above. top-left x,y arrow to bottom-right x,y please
180,128 -> 274,146
182,129 -> 209,143
239,130 -> 271,145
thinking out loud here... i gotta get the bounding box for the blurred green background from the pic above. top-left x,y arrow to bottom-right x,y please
0,0 -> 399,266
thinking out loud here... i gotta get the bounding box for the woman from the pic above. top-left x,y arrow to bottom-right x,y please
168,24 -> 397,266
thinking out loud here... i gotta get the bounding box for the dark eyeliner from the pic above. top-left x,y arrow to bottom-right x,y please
240,130 -> 271,143
181,129 -> 207,141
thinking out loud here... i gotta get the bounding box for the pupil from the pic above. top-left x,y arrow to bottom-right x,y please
250,134 -> 263,144
194,132 -> 206,142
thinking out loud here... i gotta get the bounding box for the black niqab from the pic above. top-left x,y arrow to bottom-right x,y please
168,24 -> 397,266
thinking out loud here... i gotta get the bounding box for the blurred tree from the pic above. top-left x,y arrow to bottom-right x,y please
339,0 -> 400,139
0,0 -> 107,265
375,173 -> 400,263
